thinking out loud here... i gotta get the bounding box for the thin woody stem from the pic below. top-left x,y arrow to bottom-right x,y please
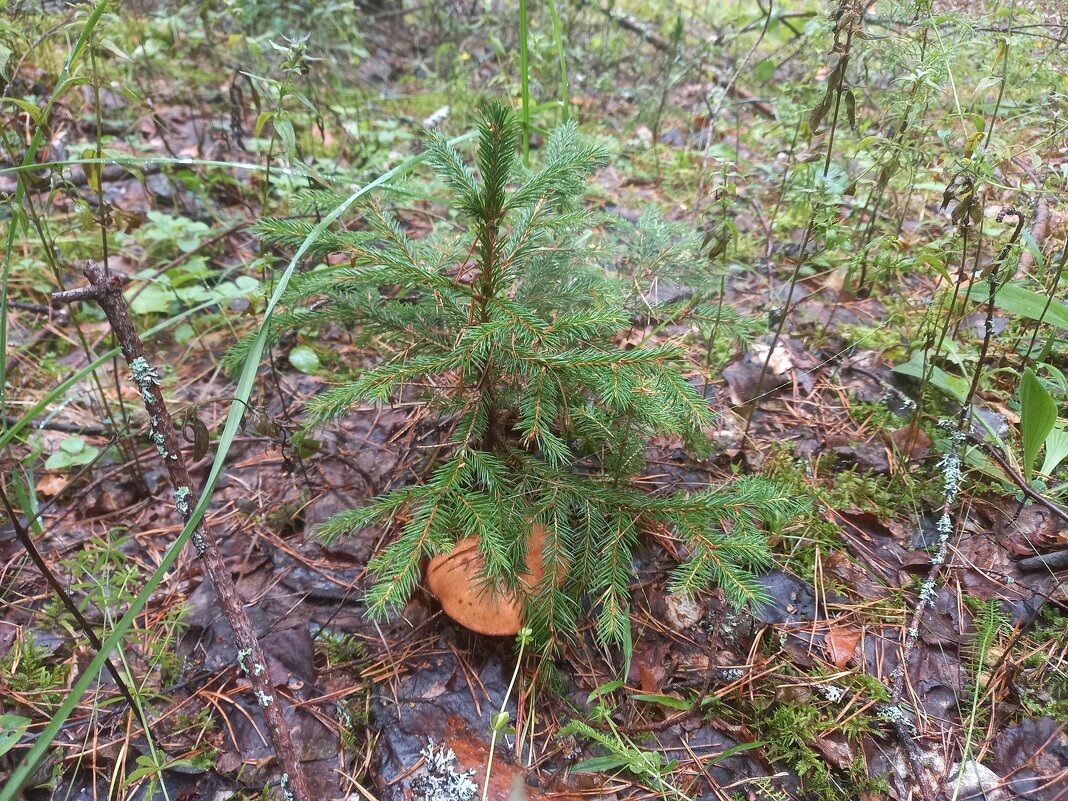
0,484 -> 159,741
52,261 -> 310,801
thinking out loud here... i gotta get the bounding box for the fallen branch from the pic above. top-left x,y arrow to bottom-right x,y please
52,261 -> 310,801
1018,549 -> 1068,573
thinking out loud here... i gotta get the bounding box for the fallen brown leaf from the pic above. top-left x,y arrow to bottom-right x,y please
824,624 -> 861,668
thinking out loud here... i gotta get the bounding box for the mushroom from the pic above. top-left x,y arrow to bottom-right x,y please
426,524 -> 547,636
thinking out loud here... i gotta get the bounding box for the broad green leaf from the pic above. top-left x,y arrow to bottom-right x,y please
70,446 -> 100,466
1020,368 -> 1057,481
972,74 -> 1002,100
0,716 -> 30,758
288,345 -> 320,374
892,351 -> 968,403
128,283 -> 174,315
964,446 -> 1008,482
965,282 -> 1068,330
1040,425 -> 1068,476
274,118 -> 297,155
752,59 -> 776,81
59,436 -> 85,454
44,451 -> 72,470
174,323 -> 195,343
46,437 -> 99,469
630,692 -> 692,711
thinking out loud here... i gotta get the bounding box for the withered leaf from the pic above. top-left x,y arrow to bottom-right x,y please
181,406 -> 210,461
824,625 -> 862,668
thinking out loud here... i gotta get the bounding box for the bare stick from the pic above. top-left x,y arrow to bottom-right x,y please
965,432 -> 1068,528
1018,549 -> 1068,573
52,261 -> 310,801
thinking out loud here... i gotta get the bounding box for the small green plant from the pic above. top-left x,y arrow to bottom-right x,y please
482,627 -> 532,801
315,629 -> 369,668
122,752 -> 202,800
42,534 -> 142,631
1019,607 -> 1068,723
1018,367 -> 1068,481
1,632 -> 71,712
122,212 -> 262,316
249,102 -> 801,655
43,434 -> 102,470
958,598 -> 1010,755
760,698 -> 882,799
561,680 -> 684,799
135,211 -> 211,257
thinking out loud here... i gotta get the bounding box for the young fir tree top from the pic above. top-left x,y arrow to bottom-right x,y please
251,101 -> 802,655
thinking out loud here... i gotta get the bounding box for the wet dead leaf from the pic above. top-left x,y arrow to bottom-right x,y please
35,474 -> 67,497
824,625 -> 861,668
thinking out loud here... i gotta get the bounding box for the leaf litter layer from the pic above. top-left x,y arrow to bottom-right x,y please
1,2 -> 1067,801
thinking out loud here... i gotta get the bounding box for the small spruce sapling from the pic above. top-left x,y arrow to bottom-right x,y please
250,102 -> 802,652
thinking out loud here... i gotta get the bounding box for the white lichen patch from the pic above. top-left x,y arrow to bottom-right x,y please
130,357 -> 162,405
412,740 -> 477,801
816,684 -> 845,703
255,690 -> 274,707
878,703 -> 917,734
175,486 -> 191,517
718,667 -> 744,683
936,421 -> 966,507
150,428 -> 169,459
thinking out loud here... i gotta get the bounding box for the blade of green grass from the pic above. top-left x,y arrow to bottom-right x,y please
546,0 -> 570,124
0,130 -> 477,801
519,0 -> 531,166
0,154 -> 313,179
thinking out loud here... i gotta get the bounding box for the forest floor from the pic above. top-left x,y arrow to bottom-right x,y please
1,2 -> 1068,801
